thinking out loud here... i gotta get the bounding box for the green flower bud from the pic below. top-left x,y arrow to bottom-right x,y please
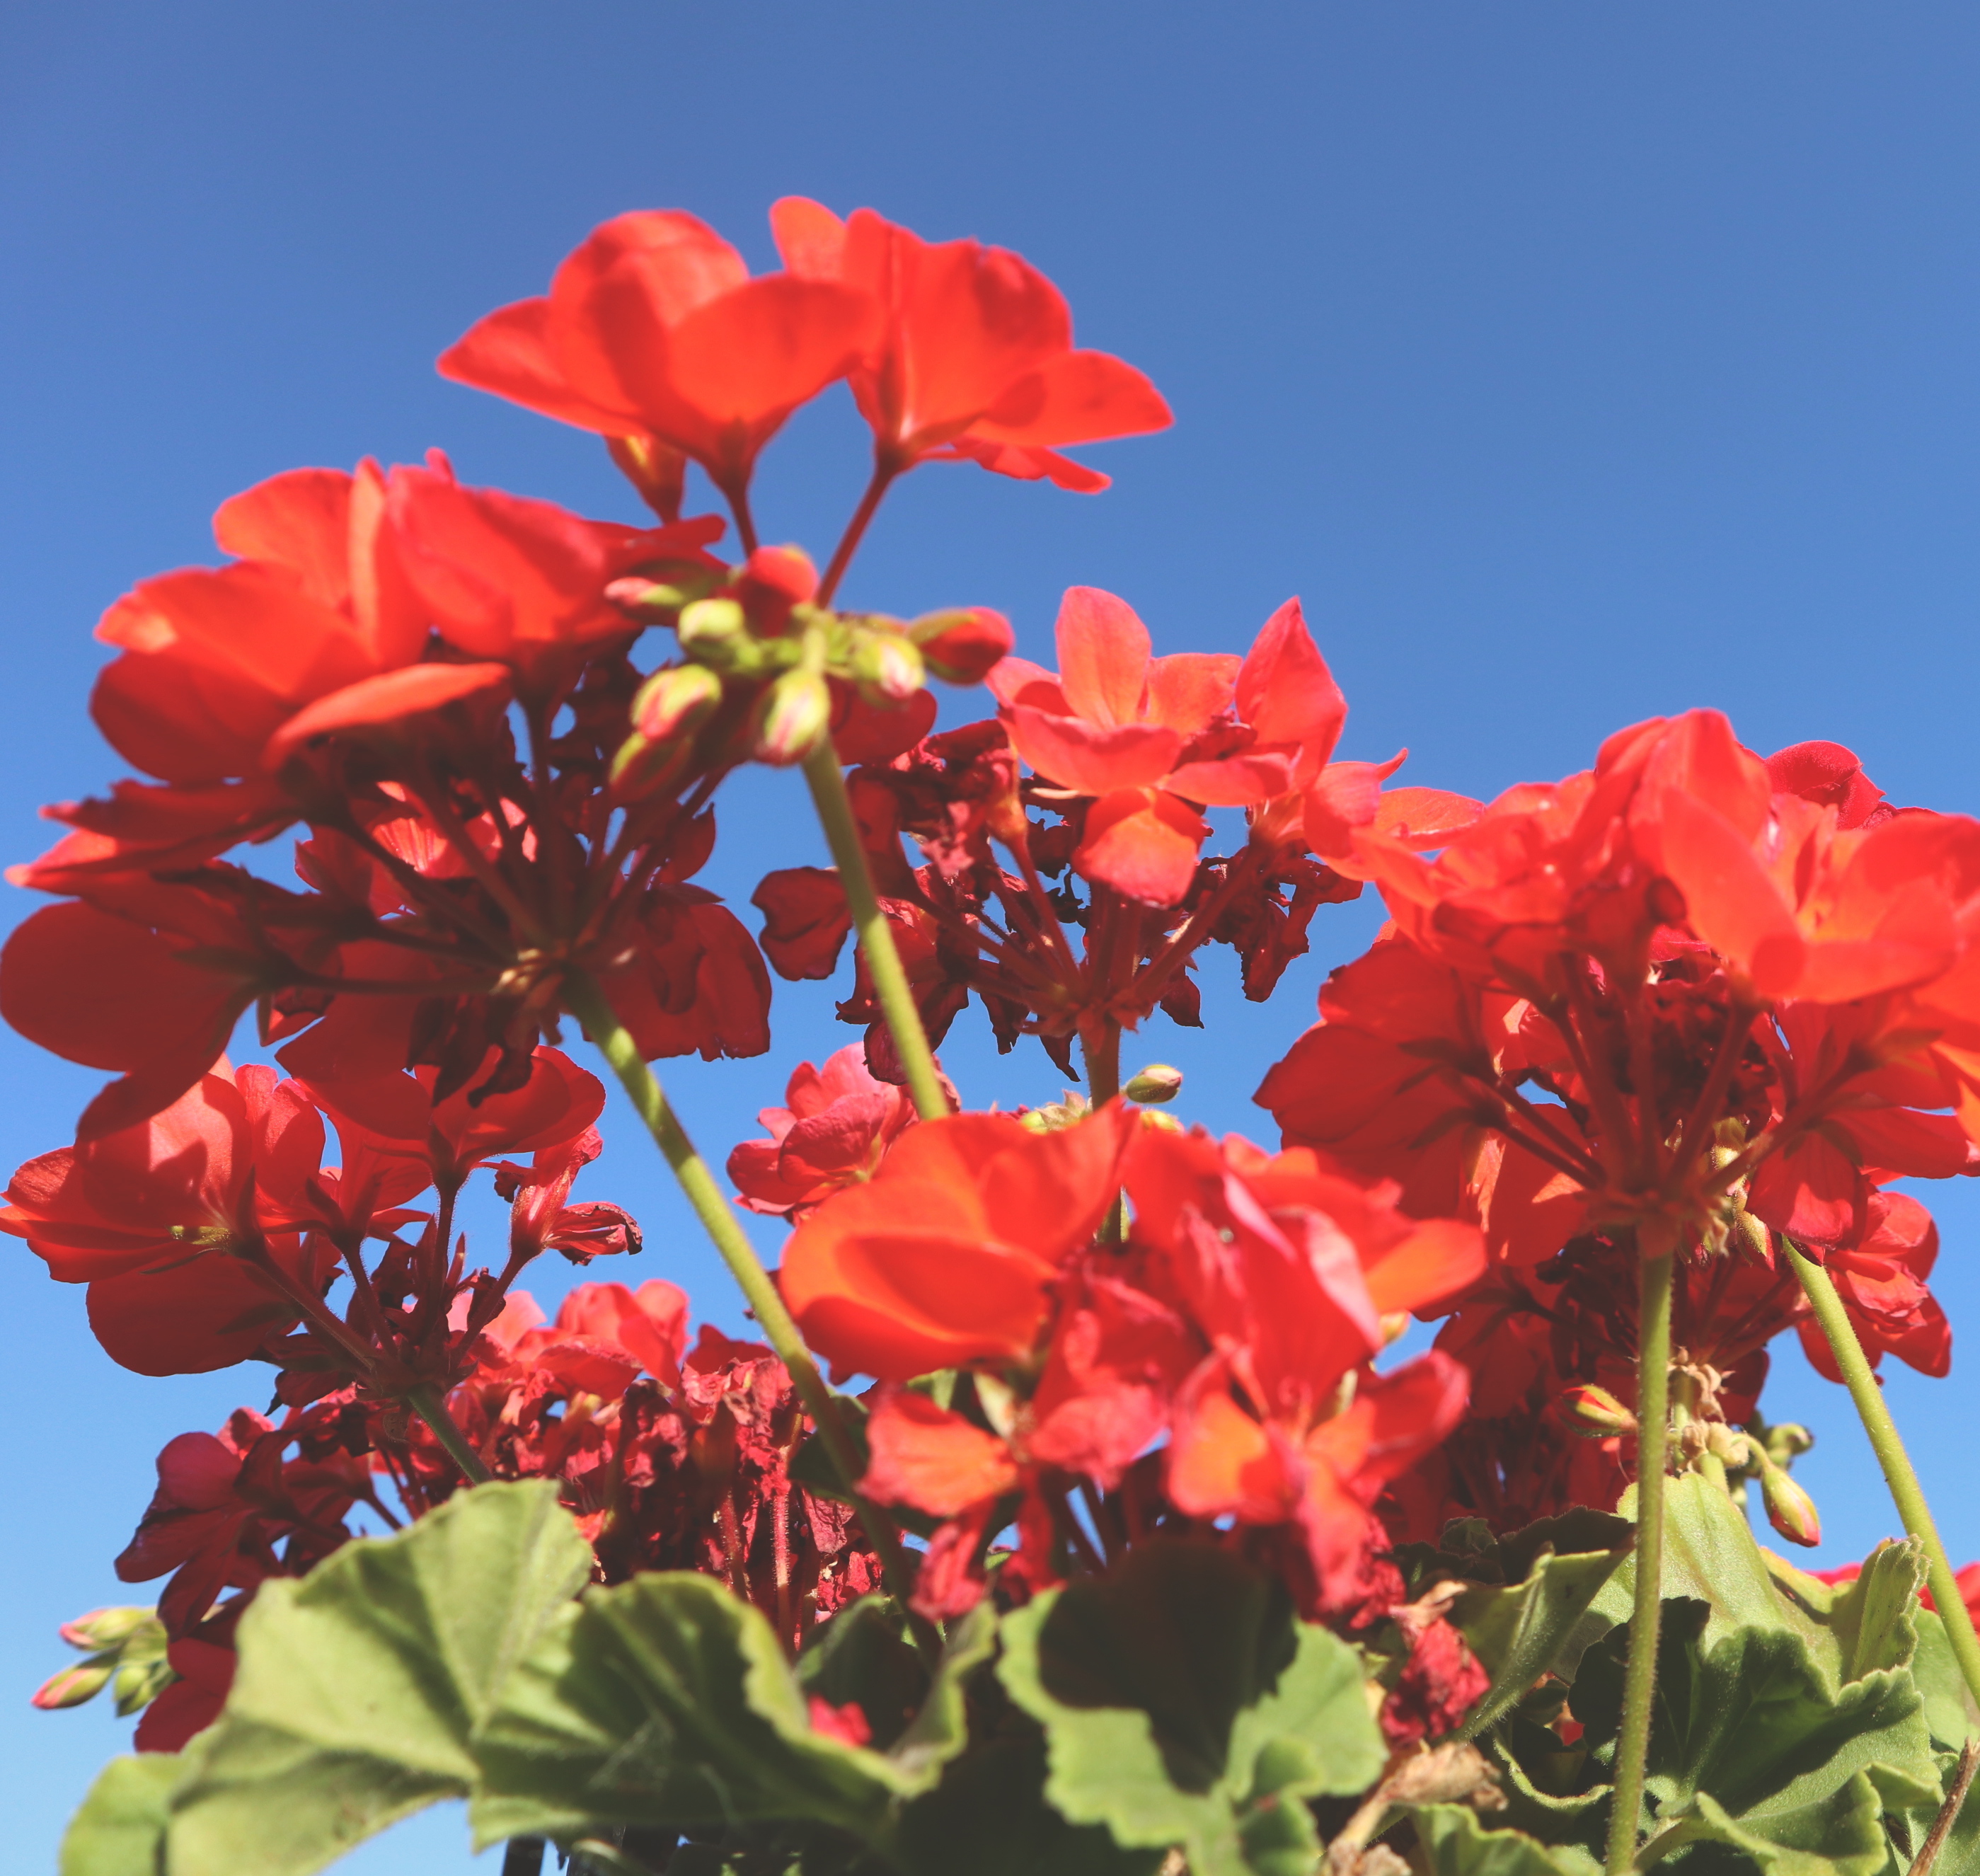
1562,1383 -> 1637,1438
752,669 -> 832,766
631,663 -> 725,742
33,1661 -> 115,1710
113,1652 -> 180,1717
677,597 -> 747,657
851,632 -> 926,704
1123,1064 -> 1183,1104
57,1606 -> 157,1653
1759,1453 -> 1822,1547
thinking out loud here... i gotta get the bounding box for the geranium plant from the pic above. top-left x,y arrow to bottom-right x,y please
17,198 -> 1980,1876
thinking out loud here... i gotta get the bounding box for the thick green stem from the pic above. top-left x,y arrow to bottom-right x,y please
1082,1019 -> 1122,1106
800,737 -> 949,1122
1786,1241 -> 1980,1719
407,1383 -> 493,1486
1607,1241 -> 1676,1876
560,969 -> 937,1659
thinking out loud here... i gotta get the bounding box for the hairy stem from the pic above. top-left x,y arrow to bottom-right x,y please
406,1382 -> 493,1486
1785,1241 -> 1980,1716
1083,1019 -> 1125,1244
560,968 -> 938,1659
1607,1235 -> 1676,1876
800,738 -> 950,1122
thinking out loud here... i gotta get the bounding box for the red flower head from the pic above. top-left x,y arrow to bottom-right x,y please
780,1104 -> 1141,1381
492,1127 -> 642,1267
2,1064 -> 333,1374
1795,1190 -> 1951,1382
990,589 -> 1463,907
727,1045 -> 918,1218
771,198 -> 1171,493
439,209 -> 882,512
1126,1127 -> 1481,1614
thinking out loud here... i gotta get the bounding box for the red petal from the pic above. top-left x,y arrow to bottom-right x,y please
1076,788 -> 1207,906
1054,586 -> 1149,728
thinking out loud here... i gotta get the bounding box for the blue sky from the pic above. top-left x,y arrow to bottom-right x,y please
6,5 -> 1980,1868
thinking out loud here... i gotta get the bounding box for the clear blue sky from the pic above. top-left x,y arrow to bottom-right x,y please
6,6 -> 1980,1868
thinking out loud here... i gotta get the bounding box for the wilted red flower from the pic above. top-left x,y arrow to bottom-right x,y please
727,1045 -> 918,1217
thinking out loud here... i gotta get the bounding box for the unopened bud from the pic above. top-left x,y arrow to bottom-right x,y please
909,607 -> 1015,684
1563,1384 -> 1637,1438
677,597 -> 747,656
57,1607 -> 155,1653
631,663 -> 724,743
1764,1422 -> 1814,1466
752,669 -> 832,766
113,1653 -> 178,1717
851,631 -> 925,704
1137,1109 -> 1185,1134
742,544 -> 819,609
1759,1454 -> 1821,1547
1123,1064 -> 1183,1104
605,575 -> 692,621
33,1661 -> 114,1710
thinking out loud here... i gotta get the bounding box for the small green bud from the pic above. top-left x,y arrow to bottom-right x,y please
752,669 -> 832,766
33,1660 -> 115,1710
113,1652 -> 180,1717
850,631 -> 925,704
1123,1064 -> 1183,1104
1562,1383 -> 1637,1438
677,597 -> 747,657
57,1606 -> 157,1653
631,662 -> 725,742
1759,1452 -> 1822,1547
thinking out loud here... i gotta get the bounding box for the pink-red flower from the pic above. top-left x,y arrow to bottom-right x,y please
727,1045 -> 918,1217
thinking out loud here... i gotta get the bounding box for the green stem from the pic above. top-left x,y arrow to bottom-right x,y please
1607,1239 -> 1676,1876
1082,1020 -> 1125,1244
407,1382 -> 493,1486
560,968 -> 938,1660
1785,1241 -> 1980,1718
800,738 -> 950,1122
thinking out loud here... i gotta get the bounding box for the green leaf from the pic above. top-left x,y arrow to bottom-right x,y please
1449,1537 -> 1630,1742
1410,1802 -> 1599,1876
472,1573 -> 989,1849
996,1540 -> 1385,1875
1912,1611 -> 1980,1751
60,1751 -> 185,1876
1570,1594 -> 1940,1872
1638,1780 -> 1889,1876
166,1479 -> 590,1876
894,1737 -> 1164,1876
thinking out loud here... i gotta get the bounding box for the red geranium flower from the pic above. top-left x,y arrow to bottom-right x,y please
771,198 -> 1170,493
780,1104 -> 1140,1381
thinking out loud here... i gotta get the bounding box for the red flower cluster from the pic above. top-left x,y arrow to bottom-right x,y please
1255,717 -> 1980,1538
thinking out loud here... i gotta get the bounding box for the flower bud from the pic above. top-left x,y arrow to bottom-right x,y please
677,597 -> 748,657
113,1652 -> 179,1716
851,632 -> 926,704
1123,1064 -> 1183,1104
1137,1109 -> 1185,1134
742,544 -> 819,608
1562,1384 -> 1637,1438
57,1606 -> 156,1653
604,575 -> 693,621
1759,1454 -> 1821,1547
909,606 -> 1015,684
631,663 -> 725,743
752,669 -> 832,766
32,1660 -> 114,1710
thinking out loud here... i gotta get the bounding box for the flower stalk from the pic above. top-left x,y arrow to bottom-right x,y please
559,967 -> 937,1660
1785,1240 -> 1980,1715
800,736 -> 950,1122
1606,1230 -> 1677,1876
